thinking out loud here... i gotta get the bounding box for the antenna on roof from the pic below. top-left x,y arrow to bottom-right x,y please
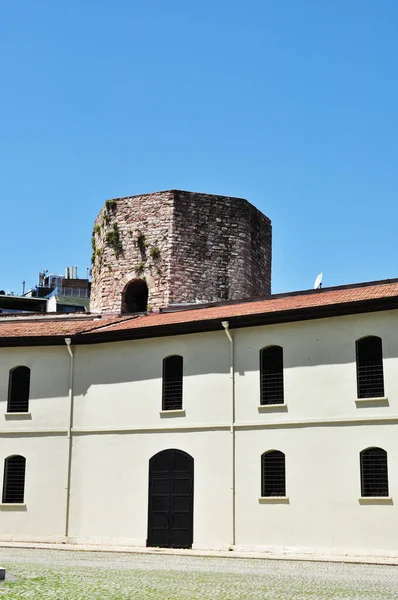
314,272 -> 323,289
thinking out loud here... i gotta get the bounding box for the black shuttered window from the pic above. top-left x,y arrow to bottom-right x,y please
261,450 -> 286,497
2,455 -> 26,503
162,355 -> 183,411
356,337 -> 384,399
260,346 -> 284,405
7,366 -> 30,413
360,447 -> 389,497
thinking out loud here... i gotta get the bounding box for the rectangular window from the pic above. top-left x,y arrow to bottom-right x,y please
260,346 -> 284,405
162,355 -> 183,410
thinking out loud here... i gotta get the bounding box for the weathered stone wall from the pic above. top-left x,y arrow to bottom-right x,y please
170,191 -> 271,304
90,192 -> 175,313
90,190 -> 271,313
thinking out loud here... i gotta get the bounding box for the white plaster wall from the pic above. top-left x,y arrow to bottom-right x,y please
233,309 -> 398,555
0,435 -> 67,541
72,331 -> 231,430
0,308 -> 397,555
235,423 -> 398,555
68,430 -> 232,549
234,310 -> 398,423
0,346 -> 70,429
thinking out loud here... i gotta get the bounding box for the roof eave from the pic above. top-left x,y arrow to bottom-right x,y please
1,295 -> 396,348
80,295 -> 398,345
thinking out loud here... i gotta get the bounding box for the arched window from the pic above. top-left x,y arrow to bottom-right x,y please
261,450 -> 286,496
360,447 -> 388,497
2,455 -> 26,503
356,336 -> 384,398
122,279 -> 148,313
162,355 -> 183,411
260,346 -> 284,405
7,366 -> 30,413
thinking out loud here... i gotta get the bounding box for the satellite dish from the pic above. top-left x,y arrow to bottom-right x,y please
314,272 -> 323,289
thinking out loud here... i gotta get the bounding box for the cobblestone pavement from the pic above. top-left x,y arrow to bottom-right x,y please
0,548 -> 397,599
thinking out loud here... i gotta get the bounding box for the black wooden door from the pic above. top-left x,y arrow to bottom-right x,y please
147,449 -> 194,549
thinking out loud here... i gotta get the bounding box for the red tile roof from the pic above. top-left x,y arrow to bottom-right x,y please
1,279 -> 398,345
89,280 -> 398,335
0,316 -> 132,339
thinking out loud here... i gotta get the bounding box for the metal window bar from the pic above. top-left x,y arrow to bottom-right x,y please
162,356 -> 183,411
2,455 -> 26,503
260,346 -> 284,405
360,448 -> 388,497
356,337 -> 384,398
7,367 -> 30,413
261,451 -> 286,496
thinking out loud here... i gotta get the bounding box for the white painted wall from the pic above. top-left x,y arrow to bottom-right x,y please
0,346 -> 70,429
72,332 -> 231,430
68,430 -> 232,549
0,309 -> 397,554
0,435 -> 67,542
233,310 -> 398,555
235,424 -> 398,556
234,311 -> 398,423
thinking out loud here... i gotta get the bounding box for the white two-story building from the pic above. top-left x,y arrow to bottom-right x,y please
0,278 -> 397,558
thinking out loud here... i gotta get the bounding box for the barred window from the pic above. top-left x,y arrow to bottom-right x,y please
261,450 -> 286,496
260,346 -> 284,405
2,455 -> 26,503
162,355 -> 183,411
7,366 -> 30,413
356,336 -> 384,399
360,447 -> 388,497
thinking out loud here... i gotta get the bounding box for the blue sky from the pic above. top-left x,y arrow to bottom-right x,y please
1,1 -> 397,295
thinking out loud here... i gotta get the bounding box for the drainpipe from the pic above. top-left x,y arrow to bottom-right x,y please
222,321 -> 235,548
64,337 -> 74,539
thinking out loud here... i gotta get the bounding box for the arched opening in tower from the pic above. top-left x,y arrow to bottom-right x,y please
122,279 -> 148,313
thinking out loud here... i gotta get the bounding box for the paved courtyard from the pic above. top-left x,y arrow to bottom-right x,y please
0,548 -> 397,599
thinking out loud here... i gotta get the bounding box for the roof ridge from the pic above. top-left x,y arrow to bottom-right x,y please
270,277 -> 398,300
155,278 -> 398,315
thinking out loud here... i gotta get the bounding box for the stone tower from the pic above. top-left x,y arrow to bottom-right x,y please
90,190 -> 272,314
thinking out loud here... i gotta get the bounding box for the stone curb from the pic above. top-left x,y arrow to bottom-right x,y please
0,542 -> 397,566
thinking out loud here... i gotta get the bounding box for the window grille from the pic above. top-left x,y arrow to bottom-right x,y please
356,336 -> 384,398
260,346 -> 284,405
162,355 -> 183,411
261,450 -> 286,496
360,447 -> 388,497
7,366 -> 30,413
2,455 -> 26,503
